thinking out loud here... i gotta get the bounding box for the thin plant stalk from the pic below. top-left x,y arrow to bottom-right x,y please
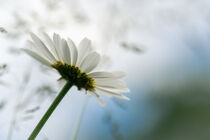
7,91 -> 23,140
7,69 -> 31,140
28,81 -> 72,140
70,96 -> 89,140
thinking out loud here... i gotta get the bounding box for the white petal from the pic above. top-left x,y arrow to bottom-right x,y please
30,33 -> 56,62
27,40 -> 39,51
79,38 -> 91,49
88,71 -> 114,78
58,78 -> 67,88
53,33 -> 63,62
88,91 -> 105,106
111,71 -> 126,78
61,39 -> 71,64
94,55 -> 110,71
21,48 -> 51,66
42,32 -> 54,47
95,78 -> 127,89
77,38 -> 92,66
119,87 -> 130,92
96,86 -> 130,93
95,87 -> 130,100
88,71 -> 126,79
42,32 -> 59,60
67,38 -> 78,65
80,52 -> 100,73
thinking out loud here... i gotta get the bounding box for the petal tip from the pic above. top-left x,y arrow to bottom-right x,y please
123,96 -> 130,101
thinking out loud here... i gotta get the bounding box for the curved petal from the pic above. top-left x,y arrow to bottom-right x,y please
67,38 -> 78,65
88,71 -> 126,79
58,78 -> 67,88
61,39 -> 71,64
80,52 -> 100,73
94,55 -> 110,71
88,71 -> 114,78
96,85 -> 130,93
53,33 -> 63,62
42,32 -> 59,60
111,71 -> 126,78
77,38 -> 92,66
21,48 -> 51,67
95,78 -> 127,89
30,33 -> 56,62
87,91 -> 105,106
27,40 -> 39,50
95,87 -> 129,100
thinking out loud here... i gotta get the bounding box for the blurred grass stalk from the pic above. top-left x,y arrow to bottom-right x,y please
70,95 -> 89,140
7,94 -> 21,140
7,69 -> 31,140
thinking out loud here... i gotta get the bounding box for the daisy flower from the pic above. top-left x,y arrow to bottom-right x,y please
23,32 -> 130,139
22,32 -> 130,106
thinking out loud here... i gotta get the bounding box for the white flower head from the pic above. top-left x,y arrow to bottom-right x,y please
22,32 -> 130,106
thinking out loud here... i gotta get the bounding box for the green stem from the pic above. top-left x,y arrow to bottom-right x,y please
28,81 -> 73,140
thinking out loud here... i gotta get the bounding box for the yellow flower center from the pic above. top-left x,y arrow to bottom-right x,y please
52,61 -> 95,91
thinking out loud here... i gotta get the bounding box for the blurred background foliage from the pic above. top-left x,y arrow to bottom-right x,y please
0,0 -> 210,140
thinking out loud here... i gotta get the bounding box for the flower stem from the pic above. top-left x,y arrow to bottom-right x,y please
28,81 -> 73,140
